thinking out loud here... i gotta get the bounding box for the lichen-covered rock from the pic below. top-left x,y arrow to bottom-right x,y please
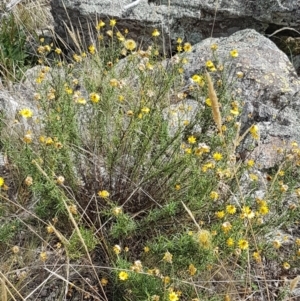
51,0 -> 300,52
181,28 -> 300,168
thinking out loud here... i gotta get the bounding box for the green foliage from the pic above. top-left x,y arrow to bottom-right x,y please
0,12 -> 29,81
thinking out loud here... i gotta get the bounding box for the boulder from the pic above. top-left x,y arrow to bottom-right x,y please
181,28 -> 300,169
50,0 -> 300,52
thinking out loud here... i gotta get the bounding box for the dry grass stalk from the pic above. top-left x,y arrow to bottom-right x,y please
1,277 -> 7,301
206,71 -> 222,135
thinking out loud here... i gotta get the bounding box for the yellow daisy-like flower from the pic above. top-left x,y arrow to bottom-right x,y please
209,191 -> 219,200
226,204 -> 236,214
169,291 -> 179,301
177,37 -> 182,44
238,239 -> 249,250
188,263 -> 197,276
110,19 -> 117,27
206,60 -> 215,69
96,20 -> 105,30
191,74 -> 204,86
226,237 -> 234,247
221,221 -> 232,233
283,262 -> 290,270
144,246 -> 150,253
124,39 -> 137,51
113,244 -> 121,255
215,211 -> 225,219
55,48 -> 62,54
213,152 -> 223,161
250,124 -> 259,140
88,44 -> 96,54
211,43 -> 218,51
273,240 -> 281,249
0,177 -> 4,187
188,135 -> 196,144
183,42 -> 192,52
19,108 -> 33,118
118,271 -> 129,281
89,92 -> 100,103
205,98 -> 212,106
163,251 -> 173,263
230,49 -> 239,58
259,205 -> 269,215
152,29 -> 160,37
98,190 -> 110,198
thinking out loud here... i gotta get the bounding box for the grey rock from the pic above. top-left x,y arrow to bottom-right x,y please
50,0 -> 300,53
181,28 -> 300,168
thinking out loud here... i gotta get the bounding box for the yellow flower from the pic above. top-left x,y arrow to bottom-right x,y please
205,98 -> 212,106
100,278 -> 108,286
175,184 -> 181,190
238,239 -> 249,250
124,39 -> 137,51
163,251 -> 173,263
116,31 -> 125,41
88,44 -> 96,54
283,262 -> 290,270
183,42 -> 192,52
127,110 -> 134,116
259,205 -> 269,215
188,263 -> 197,276
73,54 -> 82,62
221,221 -> 232,233
211,43 -> 218,51
169,291 -> 179,301
110,19 -> 117,27
96,20 -> 105,30
246,159 -> 255,168
273,240 -> 281,249
12,246 -> 19,254
230,49 -> 239,58
89,92 -> 100,103
191,74 -> 204,86
226,237 -> 234,247
55,48 -> 62,54
109,78 -> 119,87
250,125 -> 259,140
152,29 -> 160,37
188,135 -> 196,144
56,176 -> 65,185
177,37 -> 182,44
209,191 -> 219,200
215,211 -> 225,219
249,173 -> 258,181
40,252 -> 47,262
23,133 -> 32,144
197,230 -> 212,249
113,244 -> 121,255
226,204 -> 236,214
46,225 -> 54,234
205,60 -> 215,69
19,108 -> 33,118
0,177 -> 4,187
253,251 -> 262,263
118,271 -> 129,281
98,190 -> 110,198
144,246 -> 150,253
112,207 -> 122,216
241,206 -> 255,219
69,204 -> 78,215
141,107 -> 150,114
177,45 -> 183,52
163,276 -> 171,284
213,152 -> 223,161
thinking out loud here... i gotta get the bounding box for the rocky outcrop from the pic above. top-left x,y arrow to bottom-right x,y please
51,0 -> 300,52
181,28 -> 300,169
